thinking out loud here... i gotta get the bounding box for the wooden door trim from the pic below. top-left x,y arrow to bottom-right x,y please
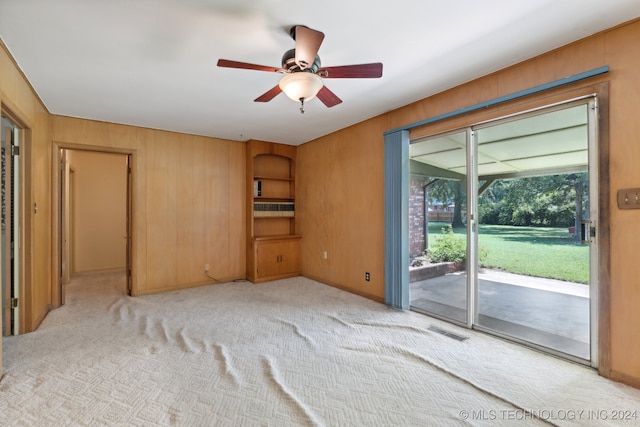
51,142 -> 136,306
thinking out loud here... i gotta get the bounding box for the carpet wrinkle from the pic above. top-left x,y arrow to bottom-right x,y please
345,342 -> 558,427
108,296 -> 142,325
275,318 -> 317,348
213,344 -> 241,387
106,297 -> 126,316
262,356 -> 323,427
326,315 -> 354,329
176,327 -> 200,353
109,291 -> 220,356
386,346 -> 557,426
158,318 -> 172,346
140,314 -> 153,340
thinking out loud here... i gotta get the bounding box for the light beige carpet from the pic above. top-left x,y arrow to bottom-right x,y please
1,270 -> 639,426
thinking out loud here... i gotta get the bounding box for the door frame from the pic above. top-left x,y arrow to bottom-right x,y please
51,142 -> 135,305
384,80 -> 611,374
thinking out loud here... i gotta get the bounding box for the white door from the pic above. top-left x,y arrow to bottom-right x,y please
1,116 -> 20,335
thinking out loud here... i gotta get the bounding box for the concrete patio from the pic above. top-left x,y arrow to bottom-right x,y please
410,269 -> 590,360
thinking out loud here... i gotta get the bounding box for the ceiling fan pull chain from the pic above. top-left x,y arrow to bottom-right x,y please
299,97 -> 305,114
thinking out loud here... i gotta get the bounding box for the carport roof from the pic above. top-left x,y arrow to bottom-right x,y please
410,103 -> 589,181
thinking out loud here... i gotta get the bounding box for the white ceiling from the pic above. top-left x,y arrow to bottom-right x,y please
1,0 -> 639,146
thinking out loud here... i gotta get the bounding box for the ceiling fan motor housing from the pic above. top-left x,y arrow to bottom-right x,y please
281,49 -> 321,74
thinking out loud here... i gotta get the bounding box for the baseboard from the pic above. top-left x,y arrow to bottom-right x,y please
71,267 -> 126,276
608,370 -> 640,389
134,273 -> 386,304
303,274 -> 385,304
134,277 -> 246,296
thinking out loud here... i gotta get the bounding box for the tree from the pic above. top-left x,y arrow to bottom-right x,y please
427,179 -> 466,229
451,180 -> 465,228
477,173 -> 587,229
431,173 -> 587,230
564,173 -> 588,242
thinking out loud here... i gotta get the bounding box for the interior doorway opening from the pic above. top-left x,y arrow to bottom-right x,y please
58,148 -> 132,303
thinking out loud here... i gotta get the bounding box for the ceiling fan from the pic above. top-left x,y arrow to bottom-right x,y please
217,25 -> 383,113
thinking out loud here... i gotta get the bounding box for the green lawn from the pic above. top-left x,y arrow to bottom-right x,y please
426,222 -> 589,283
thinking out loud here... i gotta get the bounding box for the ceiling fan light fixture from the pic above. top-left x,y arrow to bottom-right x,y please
278,72 -> 323,102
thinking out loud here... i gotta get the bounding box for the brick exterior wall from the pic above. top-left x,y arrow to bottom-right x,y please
409,176 -> 429,258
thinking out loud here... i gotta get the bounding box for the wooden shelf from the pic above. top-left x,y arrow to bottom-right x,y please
254,234 -> 301,242
254,176 -> 294,182
253,217 -> 292,236
253,176 -> 293,199
246,140 -> 299,283
253,197 -> 295,201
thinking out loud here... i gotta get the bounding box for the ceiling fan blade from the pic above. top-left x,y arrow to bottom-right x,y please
217,59 -> 281,73
254,85 -> 282,102
294,26 -> 324,70
316,86 -> 342,108
318,63 -> 383,78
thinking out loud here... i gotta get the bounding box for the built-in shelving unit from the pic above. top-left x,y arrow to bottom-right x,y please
246,140 -> 300,283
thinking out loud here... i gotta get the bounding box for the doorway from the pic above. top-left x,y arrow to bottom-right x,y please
58,148 -> 132,302
1,115 -> 20,336
408,98 -> 598,364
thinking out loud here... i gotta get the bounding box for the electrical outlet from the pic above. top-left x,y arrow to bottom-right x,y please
323,251 -> 328,260
205,264 -> 210,272
365,272 -> 370,281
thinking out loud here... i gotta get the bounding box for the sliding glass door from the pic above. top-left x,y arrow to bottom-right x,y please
409,98 -> 598,364
409,130 -> 469,325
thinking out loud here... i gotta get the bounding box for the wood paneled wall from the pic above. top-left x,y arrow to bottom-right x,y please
297,19 -> 640,386
52,117 -> 246,295
297,117 -> 389,302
